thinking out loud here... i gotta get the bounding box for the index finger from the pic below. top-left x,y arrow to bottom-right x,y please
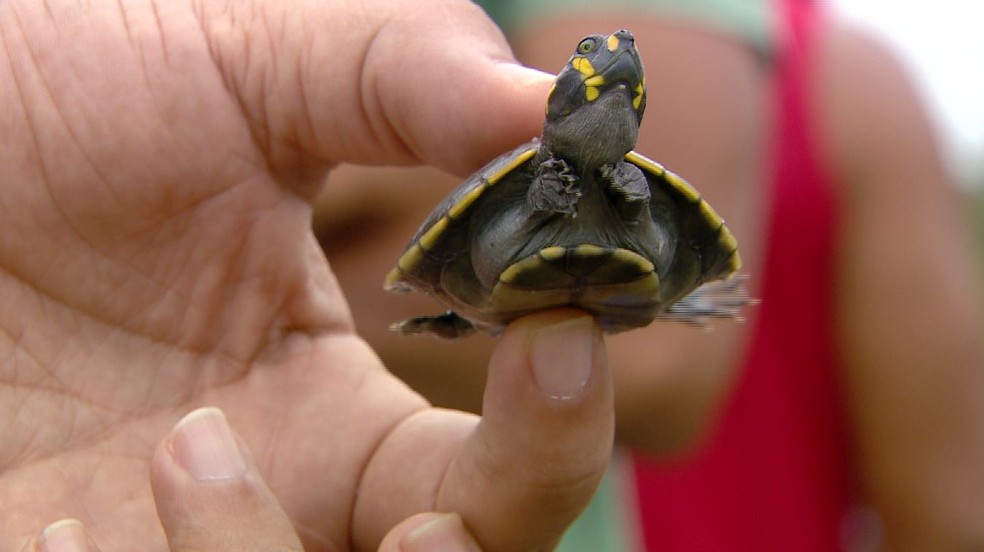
199,0 -> 553,177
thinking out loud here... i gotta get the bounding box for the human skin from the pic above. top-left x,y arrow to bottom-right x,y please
0,0 -> 616,550
22,407 -> 487,551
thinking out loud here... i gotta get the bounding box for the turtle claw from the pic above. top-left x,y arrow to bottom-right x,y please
390,311 -> 477,339
528,156 -> 581,216
658,275 -> 757,327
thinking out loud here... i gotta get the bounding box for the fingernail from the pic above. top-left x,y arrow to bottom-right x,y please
402,513 -> 481,552
530,316 -> 595,400
169,407 -> 246,481
39,519 -> 92,552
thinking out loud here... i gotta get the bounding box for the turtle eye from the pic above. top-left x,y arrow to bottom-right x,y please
577,38 -> 597,55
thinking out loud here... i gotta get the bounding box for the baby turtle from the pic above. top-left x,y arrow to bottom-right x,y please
385,30 -> 745,338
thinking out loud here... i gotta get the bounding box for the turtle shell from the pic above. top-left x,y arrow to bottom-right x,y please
385,29 -> 744,338
384,141 -> 741,336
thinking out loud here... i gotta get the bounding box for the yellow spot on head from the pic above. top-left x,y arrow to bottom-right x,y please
633,93 -> 642,110
584,75 -> 606,87
585,86 -> 600,101
572,57 -> 595,77
607,34 -> 620,52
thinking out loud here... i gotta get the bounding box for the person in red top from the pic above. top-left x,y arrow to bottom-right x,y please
628,1 -> 984,549
632,1 -> 856,548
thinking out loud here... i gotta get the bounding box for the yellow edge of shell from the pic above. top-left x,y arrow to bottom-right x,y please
720,231 -> 742,274
573,243 -> 607,257
448,147 -> 536,220
572,57 -> 595,77
539,246 -> 566,262
419,216 -> 448,251
698,200 -> 723,227
719,228 -> 739,255
624,151 -> 702,204
383,267 -> 405,290
395,244 -> 424,273
499,256 -> 543,284
625,150 -> 742,276
488,147 -> 537,186
392,146 -> 538,286
611,247 -> 655,274
448,184 -> 485,220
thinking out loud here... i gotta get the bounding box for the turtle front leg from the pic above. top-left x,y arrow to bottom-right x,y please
528,156 -> 582,216
598,161 -> 651,220
601,160 -> 651,201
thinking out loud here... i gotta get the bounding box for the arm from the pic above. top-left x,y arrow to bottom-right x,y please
818,22 -> 984,548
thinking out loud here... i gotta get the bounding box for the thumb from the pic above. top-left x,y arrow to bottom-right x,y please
440,310 -> 614,551
200,0 -> 553,177
350,311 -> 613,550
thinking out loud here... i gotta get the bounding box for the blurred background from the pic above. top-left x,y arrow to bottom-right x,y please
832,0 -> 984,261
832,0 -> 984,187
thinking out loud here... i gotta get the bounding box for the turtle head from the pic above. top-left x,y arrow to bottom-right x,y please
542,30 -> 646,169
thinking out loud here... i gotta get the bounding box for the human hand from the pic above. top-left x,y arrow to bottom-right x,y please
23,408 -> 484,552
0,0 -> 613,550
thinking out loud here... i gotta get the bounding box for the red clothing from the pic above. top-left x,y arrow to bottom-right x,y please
631,2 -> 855,550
